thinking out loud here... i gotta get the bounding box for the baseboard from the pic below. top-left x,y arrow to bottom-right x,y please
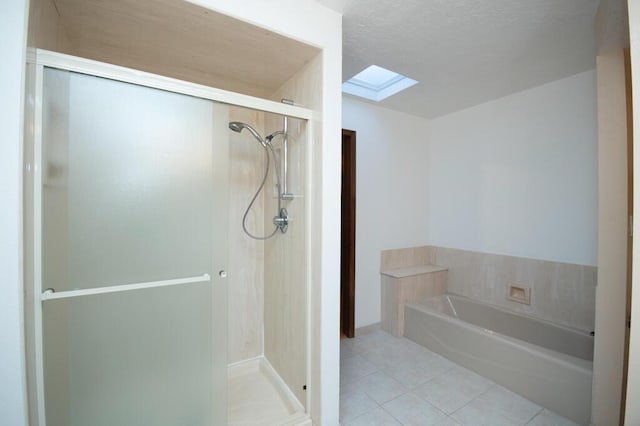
355,322 -> 381,336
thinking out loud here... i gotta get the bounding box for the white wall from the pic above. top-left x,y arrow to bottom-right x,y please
343,71 -> 598,329
626,0 -> 640,423
342,97 -> 431,328
0,1 -> 29,425
428,70 -> 598,266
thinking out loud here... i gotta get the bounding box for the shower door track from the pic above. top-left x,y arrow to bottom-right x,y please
31,50 -> 313,121
26,49 -> 315,426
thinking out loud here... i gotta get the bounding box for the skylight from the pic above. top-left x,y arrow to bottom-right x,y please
342,65 -> 418,102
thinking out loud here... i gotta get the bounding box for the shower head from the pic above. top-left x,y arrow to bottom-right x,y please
265,130 -> 285,144
228,121 -> 266,147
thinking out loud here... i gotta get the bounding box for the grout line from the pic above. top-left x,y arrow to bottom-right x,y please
446,382 -> 499,418
475,382 -> 499,399
339,393 -> 380,425
524,407 -> 545,425
378,403 -> 404,425
446,415 -> 463,425
403,362 -> 455,394
448,397 -> 474,418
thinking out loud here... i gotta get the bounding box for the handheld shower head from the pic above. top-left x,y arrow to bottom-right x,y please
228,121 -> 266,147
229,119 -> 290,239
265,130 -> 285,144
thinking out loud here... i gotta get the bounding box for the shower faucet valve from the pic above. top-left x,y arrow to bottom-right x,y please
274,208 -> 289,233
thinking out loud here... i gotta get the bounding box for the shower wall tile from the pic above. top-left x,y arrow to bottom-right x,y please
263,112 -> 308,407
432,246 -> 596,331
263,56 -> 323,408
228,106 -> 265,364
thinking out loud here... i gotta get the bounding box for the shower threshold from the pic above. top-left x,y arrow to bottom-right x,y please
227,357 -> 308,425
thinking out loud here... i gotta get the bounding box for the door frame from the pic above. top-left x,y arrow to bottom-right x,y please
621,47 -> 634,422
341,129 -> 356,338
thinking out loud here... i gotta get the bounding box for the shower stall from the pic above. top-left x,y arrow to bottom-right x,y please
24,49 -> 312,425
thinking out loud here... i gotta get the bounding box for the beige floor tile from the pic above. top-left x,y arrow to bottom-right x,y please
526,409 -> 581,426
382,392 -> 447,425
412,366 -> 493,414
345,407 -> 402,426
475,385 -> 543,424
356,371 -> 407,404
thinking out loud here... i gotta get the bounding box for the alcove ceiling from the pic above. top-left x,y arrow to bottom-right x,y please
316,0 -> 601,119
42,0 -> 319,98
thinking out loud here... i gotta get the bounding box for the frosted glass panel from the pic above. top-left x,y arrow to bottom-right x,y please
43,68 -> 214,292
43,285 -> 214,426
41,68 -> 227,426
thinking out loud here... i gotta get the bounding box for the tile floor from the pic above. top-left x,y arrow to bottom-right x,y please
340,327 -> 580,426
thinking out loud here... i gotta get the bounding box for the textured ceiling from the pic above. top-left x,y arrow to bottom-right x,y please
316,0 -> 599,119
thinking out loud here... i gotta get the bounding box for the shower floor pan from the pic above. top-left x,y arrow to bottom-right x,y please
228,357 -> 308,425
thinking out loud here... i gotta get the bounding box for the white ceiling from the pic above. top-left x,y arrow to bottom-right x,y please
316,0 -> 599,119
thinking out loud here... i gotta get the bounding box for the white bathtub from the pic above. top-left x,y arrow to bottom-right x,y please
404,294 -> 593,425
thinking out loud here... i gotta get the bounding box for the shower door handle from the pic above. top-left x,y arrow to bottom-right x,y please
40,274 -> 211,301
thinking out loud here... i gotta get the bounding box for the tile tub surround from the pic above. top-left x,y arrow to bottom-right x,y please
381,246 -> 436,271
432,246 -> 596,332
381,266 -> 448,337
380,247 -> 447,337
340,326 -> 580,426
381,246 -> 596,332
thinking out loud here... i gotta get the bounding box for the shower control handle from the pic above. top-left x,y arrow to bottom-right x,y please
273,208 -> 289,233
218,270 -> 227,278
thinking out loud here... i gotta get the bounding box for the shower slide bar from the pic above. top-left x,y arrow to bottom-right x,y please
40,273 -> 211,301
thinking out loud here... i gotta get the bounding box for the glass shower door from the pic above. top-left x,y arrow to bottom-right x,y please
40,68 -> 228,426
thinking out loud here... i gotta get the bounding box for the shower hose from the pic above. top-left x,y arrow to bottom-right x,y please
242,139 -> 283,240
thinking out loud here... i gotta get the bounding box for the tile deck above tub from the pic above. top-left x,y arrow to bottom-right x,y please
382,265 -> 449,278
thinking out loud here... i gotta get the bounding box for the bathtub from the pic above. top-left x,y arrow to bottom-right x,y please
404,294 -> 593,425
